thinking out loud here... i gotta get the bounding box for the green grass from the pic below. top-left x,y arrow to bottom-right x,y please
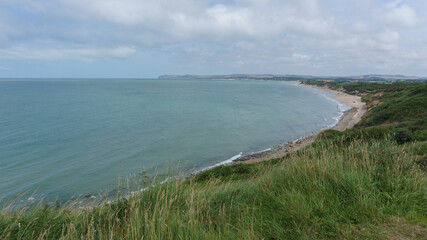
192,164 -> 258,183
1,81 -> 426,239
358,84 -> 427,128
303,81 -> 427,141
1,139 -> 425,239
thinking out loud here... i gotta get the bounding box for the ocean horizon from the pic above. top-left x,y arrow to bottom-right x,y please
0,79 -> 349,203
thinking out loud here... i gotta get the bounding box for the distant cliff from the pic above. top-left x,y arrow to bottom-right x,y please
158,74 -> 427,82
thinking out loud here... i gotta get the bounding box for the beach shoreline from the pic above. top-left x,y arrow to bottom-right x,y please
108,81 -> 368,206
233,82 -> 367,164
306,83 -> 367,131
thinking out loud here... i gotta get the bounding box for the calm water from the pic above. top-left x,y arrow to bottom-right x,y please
0,79 -> 347,203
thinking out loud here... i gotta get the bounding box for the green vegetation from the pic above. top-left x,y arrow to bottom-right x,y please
193,164 -> 258,183
1,81 -> 426,239
304,81 -> 427,141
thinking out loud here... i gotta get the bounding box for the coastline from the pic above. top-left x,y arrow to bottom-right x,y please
232,82 -> 367,164
306,83 -> 367,131
4,80 -> 366,207
103,82 -> 368,207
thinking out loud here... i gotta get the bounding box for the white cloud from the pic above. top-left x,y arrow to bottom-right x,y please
55,0 -> 336,41
383,2 -> 418,27
0,0 -> 427,76
0,46 -> 136,61
106,46 -> 137,58
292,53 -> 311,61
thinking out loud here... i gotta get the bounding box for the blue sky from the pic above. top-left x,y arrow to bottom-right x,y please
0,0 -> 426,78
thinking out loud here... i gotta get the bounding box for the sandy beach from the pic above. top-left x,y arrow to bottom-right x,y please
236,82 -> 367,164
307,84 -> 367,131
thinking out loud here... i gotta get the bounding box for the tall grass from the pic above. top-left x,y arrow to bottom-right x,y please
1,139 -> 425,239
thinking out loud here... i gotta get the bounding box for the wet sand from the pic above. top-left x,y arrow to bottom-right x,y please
308,84 -> 367,131
234,83 -> 366,164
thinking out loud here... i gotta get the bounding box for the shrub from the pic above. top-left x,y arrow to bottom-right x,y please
394,130 -> 413,144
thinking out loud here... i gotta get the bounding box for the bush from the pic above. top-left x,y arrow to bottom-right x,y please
394,130 -> 413,144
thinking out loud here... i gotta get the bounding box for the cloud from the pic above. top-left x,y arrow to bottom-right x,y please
55,0 -> 337,41
0,46 -> 136,61
292,53 -> 311,61
382,1 -> 418,27
1,0 -> 337,46
0,0 -> 426,76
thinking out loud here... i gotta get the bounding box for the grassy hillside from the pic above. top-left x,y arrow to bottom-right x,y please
1,81 -> 426,239
304,81 -> 427,141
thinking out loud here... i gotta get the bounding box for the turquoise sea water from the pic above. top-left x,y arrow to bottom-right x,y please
0,79 -> 347,203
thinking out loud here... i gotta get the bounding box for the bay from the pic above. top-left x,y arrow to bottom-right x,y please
0,79 -> 347,202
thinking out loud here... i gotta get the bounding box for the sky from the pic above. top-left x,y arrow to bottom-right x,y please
0,0 -> 426,78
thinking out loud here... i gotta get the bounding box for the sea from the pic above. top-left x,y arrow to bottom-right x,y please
0,79 -> 349,204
